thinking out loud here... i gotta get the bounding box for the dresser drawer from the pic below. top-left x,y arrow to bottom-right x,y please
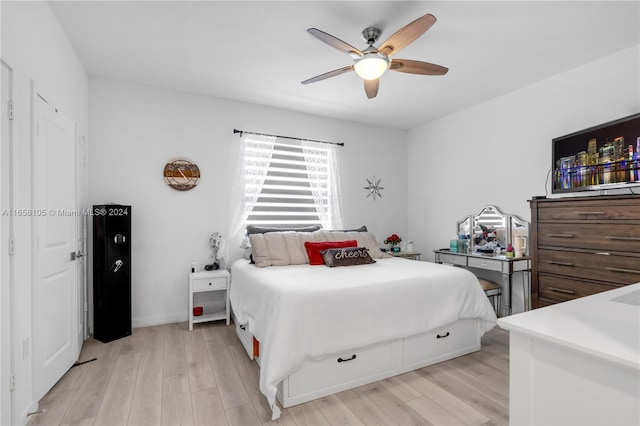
192,277 -> 227,292
538,273 -> 621,303
538,223 -> 640,253
468,256 -> 503,272
537,201 -> 640,221
286,339 -> 401,399
403,319 -> 479,369
537,249 -> 640,285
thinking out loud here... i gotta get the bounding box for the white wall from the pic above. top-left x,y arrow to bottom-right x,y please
407,45 -> 639,263
1,1 -> 89,424
89,78 -> 407,328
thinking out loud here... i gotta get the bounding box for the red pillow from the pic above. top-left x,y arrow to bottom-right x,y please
304,240 -> 358,265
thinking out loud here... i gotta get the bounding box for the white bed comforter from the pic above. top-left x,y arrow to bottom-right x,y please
230,257 -> 497,419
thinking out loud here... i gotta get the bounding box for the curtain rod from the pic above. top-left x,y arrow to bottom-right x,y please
233,129 -> 344,147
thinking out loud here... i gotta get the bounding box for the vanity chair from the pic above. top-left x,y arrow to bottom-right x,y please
478,278 -> 502,315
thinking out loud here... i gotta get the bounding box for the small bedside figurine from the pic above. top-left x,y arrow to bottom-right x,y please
205,232 -> 229,270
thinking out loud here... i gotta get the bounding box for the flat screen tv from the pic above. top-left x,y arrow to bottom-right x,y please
552,113 -> 640,194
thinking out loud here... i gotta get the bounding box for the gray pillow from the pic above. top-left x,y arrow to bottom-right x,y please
320,247 -> 376,267
327,226 -> 368,232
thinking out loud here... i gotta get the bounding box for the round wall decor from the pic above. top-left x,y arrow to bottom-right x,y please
163,159 -> 200,191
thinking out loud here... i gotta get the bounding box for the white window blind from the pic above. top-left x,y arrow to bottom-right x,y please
242,135 -> 342,229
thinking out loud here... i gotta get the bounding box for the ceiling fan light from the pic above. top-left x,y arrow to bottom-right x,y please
354,54 -> 389,80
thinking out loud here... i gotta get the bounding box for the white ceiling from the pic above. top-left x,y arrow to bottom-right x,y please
49,1 -> 640,130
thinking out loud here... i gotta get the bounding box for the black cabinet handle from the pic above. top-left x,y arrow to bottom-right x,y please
337,354 -> 356,363
437,332 -> 450,339
239,324 -> 246,330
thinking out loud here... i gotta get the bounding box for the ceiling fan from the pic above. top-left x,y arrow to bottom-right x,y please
301,13 -> 448,99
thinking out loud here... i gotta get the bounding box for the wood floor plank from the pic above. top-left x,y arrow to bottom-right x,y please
406,396 -> 461,426
312,394 -> 364,426
287,401 -> 330,425
205,336 -> 251,409
26,389 -> 76,426
226,342 -> 273,422
379,375 -> 422,402
398,371 -> 490,426
225,402 -> 262,426
185,330 -> 218,392
128,358 -> 163,426
141,325 -> 166,362
94,352 -> 141,426
356,382 -> 430,426
417,367 -> 509,425
163,325 -> 188,377
191,387 -> 228,426
161,373 -> 194,426
336,388 -> 397,426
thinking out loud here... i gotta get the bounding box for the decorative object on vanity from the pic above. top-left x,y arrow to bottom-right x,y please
456,205 -> 529,256
551,112 -> 640,194
301,13 -> 448,99
528,194 -> 640,309
363,176 -> 384,200
163,159 -> 200,191
384,233 -> 402,252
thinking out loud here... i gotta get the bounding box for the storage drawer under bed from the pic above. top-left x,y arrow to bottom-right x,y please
233,311 -> 256,360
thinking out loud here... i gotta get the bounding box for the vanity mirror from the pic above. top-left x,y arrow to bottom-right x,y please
457,205 -> 529,256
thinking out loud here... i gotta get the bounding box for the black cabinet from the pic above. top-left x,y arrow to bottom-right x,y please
92,204 -> 131,343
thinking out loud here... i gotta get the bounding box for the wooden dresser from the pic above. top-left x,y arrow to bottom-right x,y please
529,194 -> 640,308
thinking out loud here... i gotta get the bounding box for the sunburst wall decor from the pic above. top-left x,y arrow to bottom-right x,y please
364,176 -> 384,200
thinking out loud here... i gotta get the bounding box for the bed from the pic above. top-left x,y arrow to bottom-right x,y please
230,234 -> 497,420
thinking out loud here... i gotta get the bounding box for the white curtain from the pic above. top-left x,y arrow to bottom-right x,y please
302,140 -> 343,229
229,133 -> 276,242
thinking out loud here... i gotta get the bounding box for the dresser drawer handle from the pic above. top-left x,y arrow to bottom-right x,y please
546,260 -> 575,267
548,286 -> 575,295
574,211 -> 606,216
239,324 -> 246,330
546,233 -> 575,238
606,267 -> 640,275
436,332 -> 450,339
606,236 -> 640,242
337,354 -> 357,363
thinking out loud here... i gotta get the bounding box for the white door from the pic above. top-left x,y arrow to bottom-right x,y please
32,93 -> 79,401
1,59 -> 14,426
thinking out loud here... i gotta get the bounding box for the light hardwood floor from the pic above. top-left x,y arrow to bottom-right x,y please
27,322 -> 509,426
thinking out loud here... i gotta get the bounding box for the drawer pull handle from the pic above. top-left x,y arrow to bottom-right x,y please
239,324 -> 246,330
606,236 -> 640,242
548,286 -> 575,295
575,211 -> 606,216
606,267 -> 640,275
547,261 -> 575,267
337,354 -> 356,363
546,233 -> 575,238
436,332 -> 450,339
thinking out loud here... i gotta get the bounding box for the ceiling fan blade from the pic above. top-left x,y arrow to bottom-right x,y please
301,65 -> 354,84
364,79 -> 379,99
378,13 -> 437,57
389,59 -> 448,75
307,28 -> 363,57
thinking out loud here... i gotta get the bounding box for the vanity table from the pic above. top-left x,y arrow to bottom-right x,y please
435,205 -> 532,315
434,249 -> 531,315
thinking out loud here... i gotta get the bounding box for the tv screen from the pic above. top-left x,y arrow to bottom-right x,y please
552,113 -> 640,194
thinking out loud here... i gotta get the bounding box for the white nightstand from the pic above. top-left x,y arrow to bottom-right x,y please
188,269 -> 230,331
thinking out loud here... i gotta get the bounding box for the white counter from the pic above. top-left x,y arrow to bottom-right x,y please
498,283 -> 640,425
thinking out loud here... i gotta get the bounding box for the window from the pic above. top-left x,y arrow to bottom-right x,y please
236,133 -> 342,230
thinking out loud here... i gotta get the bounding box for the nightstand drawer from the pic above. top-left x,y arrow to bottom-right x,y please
192,277 -> 227,291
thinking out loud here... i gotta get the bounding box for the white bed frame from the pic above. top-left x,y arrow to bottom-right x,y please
233,313 -> 482,408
